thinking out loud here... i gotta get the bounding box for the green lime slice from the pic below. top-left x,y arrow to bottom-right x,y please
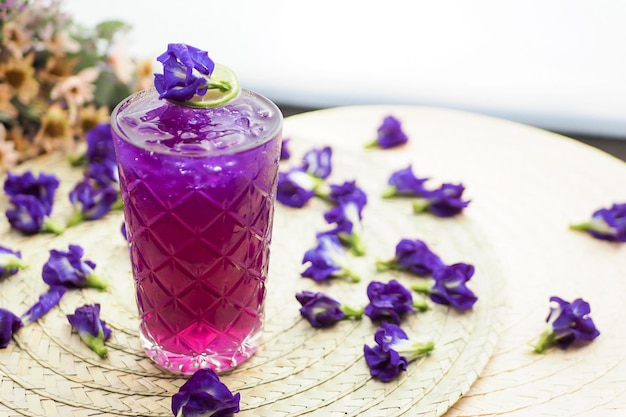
184,63 -> 240,108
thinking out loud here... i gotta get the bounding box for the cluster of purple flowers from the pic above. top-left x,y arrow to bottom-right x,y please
382,165 -> 470,217
67,123 -> 121,228
277,146 -> 333,208
3,170 -> 63,235
570,202 -> 626,242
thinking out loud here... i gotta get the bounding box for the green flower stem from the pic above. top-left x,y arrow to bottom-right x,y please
531,329 -> 556,354
394,339 -> 435,362
112,197 -> 124,211
569,220 -> 611,234
83,333 -> 108,358
364,138 -> 378,149
411,280 -> 434,295
68,153 -> 86,167
85,274 -> 109,291
339,232 -> 366,257
412,199 -> 431,214
42,218 -> 65,235
337,268 -> 361,283
375,259 -> 401,272
340,305 -> 364,320
0,254 -> 28,271
381,186 -> 399,199
413,298 -> 430,312
66,211 -> 85,228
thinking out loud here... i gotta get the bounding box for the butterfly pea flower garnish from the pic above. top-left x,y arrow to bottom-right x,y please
364,280 -> 424,324
296,290 -> 363,328
154,43 -> 238,106
376,238 -> 445,277
42,244 -> 109,290
172,368 -> 241,417
66,178 -> 119,227
363,322 -> 434,382
22,285 -> 67,324
381,165 -> 429,199
5,194 -> 64,235
302,146 -> 333,180
0,307 -> 23,349
276,168 -> 323,208
0,246 -> 28,279
4,170 -> 59,215
412,183 -> 470,218
280,138 -> 291,160
365,115 -> 409,149
532,296 -> 600,354
569,202 -> 626,242
301,235 -> 360,282
66,303 -> 112,358
411,263 -> 478,311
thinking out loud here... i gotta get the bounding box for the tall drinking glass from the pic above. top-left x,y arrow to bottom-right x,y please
111,88 -> 282,374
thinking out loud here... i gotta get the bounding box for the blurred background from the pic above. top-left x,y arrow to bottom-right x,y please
64,0 -> 626,160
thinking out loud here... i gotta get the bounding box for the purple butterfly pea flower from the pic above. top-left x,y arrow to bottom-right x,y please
5,194 -> 64,235
365,115 -> 409,149
302,146 -> 332,179
154,43 -> 215,102
376,238 -> 445,276
413,183 -> 470,217
532,296 -> 600,353
67,178 -> 119,227
295,290 -> 363,328
171,368 -> 240,417
363,322 -> 434,382
0,246 -> 28,279
0,307 -> 23,348
67,303 -> 112,358
42,244 -> 109,290
85,123 -> 116,164
382,165 -> 430,198
570,203 -> 626,242
301,235 -> 360,282
364,280 -> 417,324
22,285 -> 67,324
412,263 -> 478,311
280,138 -> 291,160
4,170 -> 59,215
328,181 -> 367,212
276,168 -> 318,208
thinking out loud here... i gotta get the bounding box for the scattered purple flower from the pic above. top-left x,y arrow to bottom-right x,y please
413,183 -> 470,217
67,178 -> 119,227
302,146 -> 333,179
0,246 -> 27,279
280,138 -> 291,160
570,203 -> 626,242
532,296 -> 600,353
276,168 -> 319,208
382,165 -> 429,198
412,263 -> 478,310
295,290 -> 363,328
67,303 -> 112,358
5,194 -> 64,235
0,307 -> 23,348
3,170 -> 59,215
365,115 -> 409,149
364,322 -> 434,382
301,235 -> 360,282
376,238 -> 445,276
171,368 -> 240,417
22,285 -> 67,324
364,280 -> 417,324
42,244 -> 109,290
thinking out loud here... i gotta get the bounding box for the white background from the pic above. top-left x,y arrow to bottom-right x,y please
64,0 -> 626,138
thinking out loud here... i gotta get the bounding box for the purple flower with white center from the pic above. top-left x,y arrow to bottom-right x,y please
532,296 -> 600,353
171,368 -> 240,417
5,194 -> 64,235
67,304 -> 112,358
301,235 -> 360,282
22,286 -> 67,324
363,322 -> 434,382
42,244 -> 109,290
382,165 -> 430,198
0,246 -> 27,279
376,238 -> 445,276
4,170 -> 59,215
85,123 -> 116,165
302,146 -> 333,179
412,263 -> 478,311
67,178 -> 119,227
295,290 -> 363,328
413,183 -> 470,217
364,280 -> 417,324
154,43 -> 217,102
280,138 -> 291,160
276,168 -> 319,208
0,308 -> 23,348
328,181 -> 367,212
365,115 -> 409,149
569,203 -> 626,242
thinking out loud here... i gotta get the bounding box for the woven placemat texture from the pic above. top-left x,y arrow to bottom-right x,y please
4,104 -> 622,416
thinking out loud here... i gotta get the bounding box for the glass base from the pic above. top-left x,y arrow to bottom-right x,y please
139,329 -> 260,375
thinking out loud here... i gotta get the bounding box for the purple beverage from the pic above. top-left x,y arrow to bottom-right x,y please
111,87 -> 282,374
